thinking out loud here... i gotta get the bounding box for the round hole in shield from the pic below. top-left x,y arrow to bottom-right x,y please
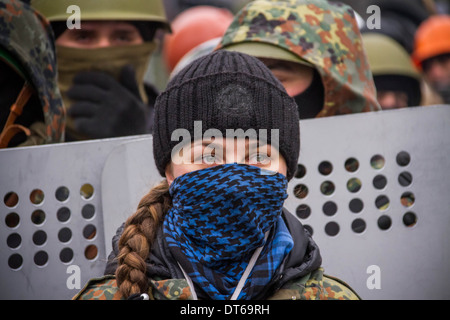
320,181 -> 335,196
349,198 -> 364,213
295,164 -> 306,179
370,154 -> 385,170
4,191 -> 19,208
80,183 -> 94,200
55,186 -> 70,202
373,174 -> 387,190
344,157 -> 359,173
296,204 -> 311,219
398,171 -> 413,187
30,189 -> 45,205
303,225 -> 313,236
31,210 -> 46,225
324,221 -> 340,236
351,218 -> 366,234
7,233 -> 21,249
396,151 -> 411,167
32,230 -> 47,246
293,184 -> 308,199
58,227 -> 72,243
82,204 -> 96,220
5,212 -> 20,228
403,212 -> 418,227
60,248 -> 74,264
401,192 -> 415,207
83,224 -> 97,240
8,254 -> 23,270
34,250 -> 49,267
377,215 -> 392,231
347,177 -> 362,193
318,161 -> 333,176
322,201 -> 337,216
85,245 -> 98,260
57,207 -> 71,223
375,195 -> 390,211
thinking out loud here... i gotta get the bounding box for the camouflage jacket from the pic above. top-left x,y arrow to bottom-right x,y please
73,267 -> 360,300
218,0 -> 381,117
0,0 -> 65,145
76,209 -> 359,300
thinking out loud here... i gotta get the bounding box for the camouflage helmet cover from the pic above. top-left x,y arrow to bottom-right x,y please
219,0 -> 381,116
31,0 -> 170,29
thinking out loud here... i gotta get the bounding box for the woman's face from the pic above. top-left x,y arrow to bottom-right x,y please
165,137 -> 287,185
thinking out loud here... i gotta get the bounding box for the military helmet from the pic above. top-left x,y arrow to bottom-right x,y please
31,0 -> 170,29
413,14 -> 450,67
362,33 -> 421,80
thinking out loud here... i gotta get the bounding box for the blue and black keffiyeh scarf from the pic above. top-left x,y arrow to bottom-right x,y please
163,163 -> 294,300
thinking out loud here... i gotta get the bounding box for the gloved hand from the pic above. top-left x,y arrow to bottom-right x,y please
66,65 -> 149,139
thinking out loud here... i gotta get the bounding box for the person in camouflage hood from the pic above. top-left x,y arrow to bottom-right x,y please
0,0 -> 64,148
218,0 -> 381,118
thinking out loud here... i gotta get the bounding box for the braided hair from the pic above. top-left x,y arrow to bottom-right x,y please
115,180 -> 171,298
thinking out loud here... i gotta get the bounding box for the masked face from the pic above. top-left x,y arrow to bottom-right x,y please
258,58 -> 324,119
422,54 -> 450,104
163,162 -> 293,300
55,42 -> 156,139
258,57 -> 314,97
54,21 -> 157,139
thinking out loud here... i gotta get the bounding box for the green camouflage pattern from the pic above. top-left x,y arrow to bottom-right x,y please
218,0 -> 381,117
0,0 -> 65,144
73,268 -> 359,300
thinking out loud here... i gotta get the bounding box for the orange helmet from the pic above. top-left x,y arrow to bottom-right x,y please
413,14 -> 450,68
163,6 -> 234,72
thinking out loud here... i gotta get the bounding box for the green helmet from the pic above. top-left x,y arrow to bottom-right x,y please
362,32 -> 420,80
31,0 -> 169,29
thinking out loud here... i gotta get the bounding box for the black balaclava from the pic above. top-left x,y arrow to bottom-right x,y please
374,74 -> 422,107
293,69 -> 325,119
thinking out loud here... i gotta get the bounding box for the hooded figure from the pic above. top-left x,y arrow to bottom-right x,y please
362,32 -> 422,109
0,0 -> 65,148
217,0 -> 381,119
74,50 -> 359,300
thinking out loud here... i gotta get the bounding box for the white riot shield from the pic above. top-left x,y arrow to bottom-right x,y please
1,105 -> 449,299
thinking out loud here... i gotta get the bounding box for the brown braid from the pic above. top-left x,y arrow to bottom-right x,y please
115,180 -> 172,299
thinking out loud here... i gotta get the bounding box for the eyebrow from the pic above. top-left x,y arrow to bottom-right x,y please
264,61 -> 293,72
196,140 -> 269,152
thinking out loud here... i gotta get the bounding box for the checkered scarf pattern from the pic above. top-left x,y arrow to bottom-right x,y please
163,163 -> 294,300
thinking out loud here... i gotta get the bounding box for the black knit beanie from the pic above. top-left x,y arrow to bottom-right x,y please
152,50 -> 300,180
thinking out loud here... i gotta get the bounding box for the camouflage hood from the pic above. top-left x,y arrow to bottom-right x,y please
218,0 -> 381,116
0,0 -> 65,143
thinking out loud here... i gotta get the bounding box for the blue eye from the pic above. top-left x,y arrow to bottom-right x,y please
203,154 -> 217,164
249,153 -> 271,165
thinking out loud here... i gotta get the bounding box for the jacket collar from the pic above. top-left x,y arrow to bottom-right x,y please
104,208 -> 322,299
